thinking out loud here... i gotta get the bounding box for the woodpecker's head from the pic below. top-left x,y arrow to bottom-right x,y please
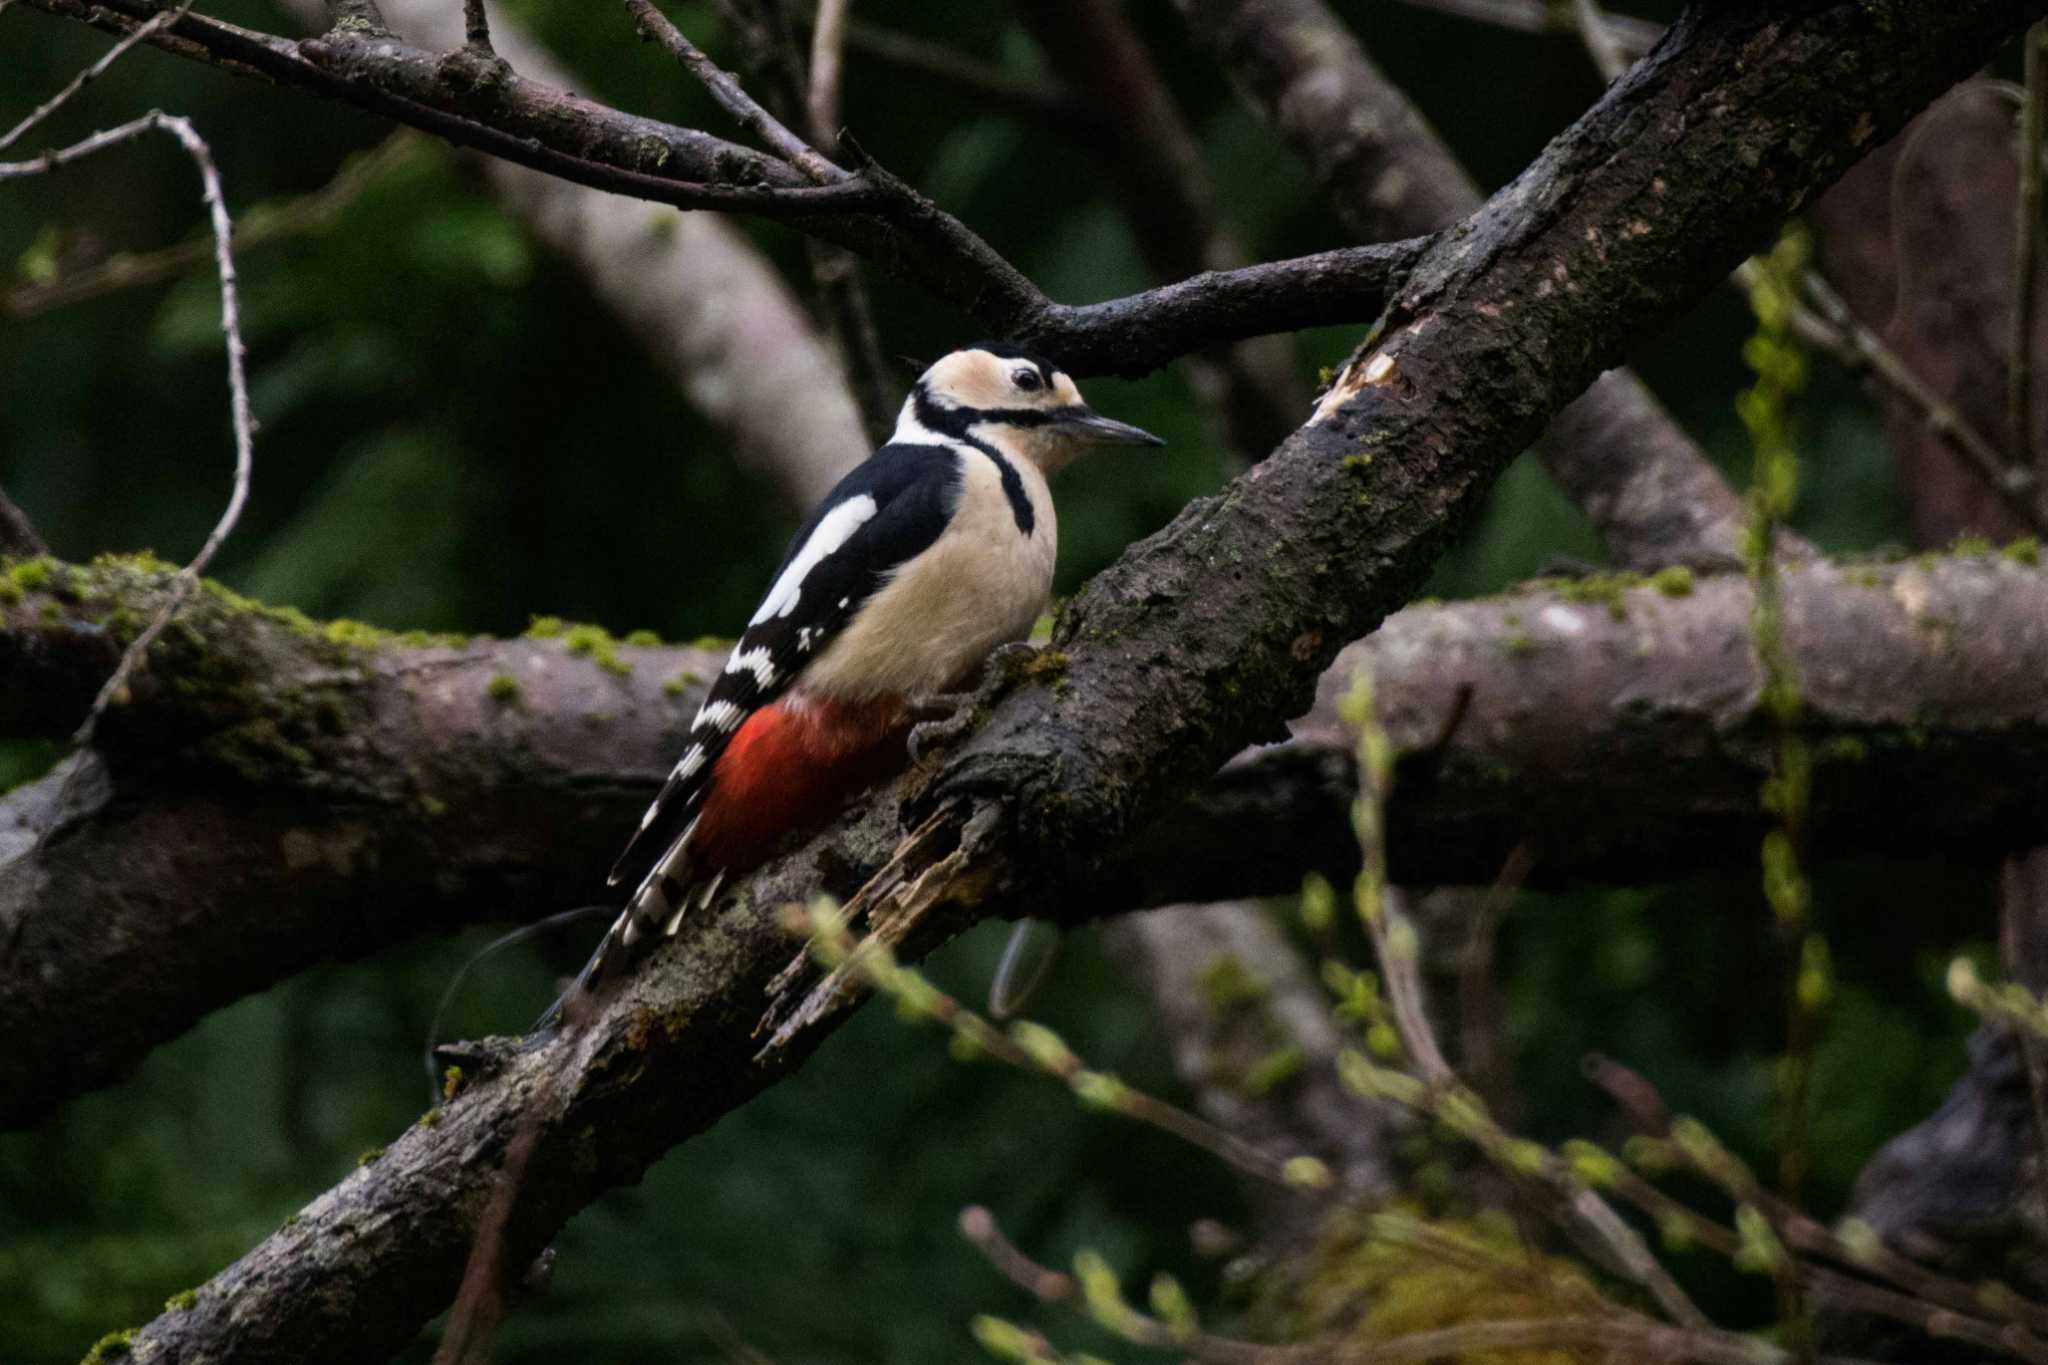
903,342 -> 1164,472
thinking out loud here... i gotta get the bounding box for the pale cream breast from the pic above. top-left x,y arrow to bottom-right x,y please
802,448 -> 1055,699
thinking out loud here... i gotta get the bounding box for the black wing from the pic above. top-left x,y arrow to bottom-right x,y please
606,443 -> 962,895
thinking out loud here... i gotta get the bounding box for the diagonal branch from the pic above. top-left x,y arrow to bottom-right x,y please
1177,0 -> 1803,571
622,0 -> 843,183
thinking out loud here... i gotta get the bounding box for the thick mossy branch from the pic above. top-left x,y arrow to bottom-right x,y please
0,555 -> 725,1129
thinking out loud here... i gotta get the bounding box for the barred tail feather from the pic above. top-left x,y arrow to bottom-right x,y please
530,832 -> 705,1034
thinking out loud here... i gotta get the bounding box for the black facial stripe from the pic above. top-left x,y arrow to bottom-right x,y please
913,385 -> 1035,536
971,403 -> 1084,429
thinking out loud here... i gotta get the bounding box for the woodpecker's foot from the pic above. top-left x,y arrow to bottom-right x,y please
906,692 -> 977,765
906,641 -> 1040,764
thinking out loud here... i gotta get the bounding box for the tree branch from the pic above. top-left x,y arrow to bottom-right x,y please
1020,0 -> 1309,456
15,551 -> 2048,1129
269,0 -> 873,509
1177,0 -> 1808,571
27,4 -> 2044,1357
19,0 -> 1416,378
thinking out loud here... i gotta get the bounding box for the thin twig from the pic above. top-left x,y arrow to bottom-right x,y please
1480,0 -> 2043,539
1595,1065 -> 2048,1354
1,111 -> 254,953
743,0 -> 895,438
2013,21 -> 2047,473
1794,267 -> 2048,536
622,0 -> 844,183
461,0 -> 494,55
804,0 -> 848,150
1343,673 -> 1708,1331
803,902 -> 1319,1190
960,1203 -> 1864,1365
1598,1165 -> 2048,1363
0,0 -> 195,153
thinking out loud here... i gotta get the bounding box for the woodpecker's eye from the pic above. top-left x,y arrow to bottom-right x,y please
1011,367 -> 1043,393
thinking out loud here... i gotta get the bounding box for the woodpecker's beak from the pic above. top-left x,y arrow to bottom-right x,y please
1058,408 -> 1165,447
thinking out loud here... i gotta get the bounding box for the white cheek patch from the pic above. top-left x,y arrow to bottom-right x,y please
725,646 -> 778,689
751,494 -> 878,625
692,700 -> 744,733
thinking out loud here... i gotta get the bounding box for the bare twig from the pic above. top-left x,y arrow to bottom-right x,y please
1794,267 -> 2048,535
2015,21 -> 2047,471
622,0 -> 843,183
428,1120 -> 538,1365
0,0 -> 195,152
960,1203 -> 1871,1365
802,901 -> 1326,1191
1020,0 -> 1307,456
734,0 -> 896,441
804,0 -> 847,148
1343,673 -> 1709,1331
1,111 -> 255,952
24,0 -> 1425,373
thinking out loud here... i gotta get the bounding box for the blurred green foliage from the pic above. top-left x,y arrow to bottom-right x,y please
0,0 -> 1996,1360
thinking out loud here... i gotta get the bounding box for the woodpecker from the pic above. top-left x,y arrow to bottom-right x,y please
552,343 -> 1161,1016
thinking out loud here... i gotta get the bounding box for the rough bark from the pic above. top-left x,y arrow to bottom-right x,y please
13,4 -> 2042,1358
1176,0 -> 1806,571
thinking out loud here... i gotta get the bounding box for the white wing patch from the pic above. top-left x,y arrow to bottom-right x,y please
693,700 -> 744,733
749,493 -> 878,625
725,646 -> 778,689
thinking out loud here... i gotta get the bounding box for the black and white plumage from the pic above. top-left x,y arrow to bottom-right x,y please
547,342 -> 1161,1019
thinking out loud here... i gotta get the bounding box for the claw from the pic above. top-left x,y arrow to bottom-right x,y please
906,641 -> 1043,764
